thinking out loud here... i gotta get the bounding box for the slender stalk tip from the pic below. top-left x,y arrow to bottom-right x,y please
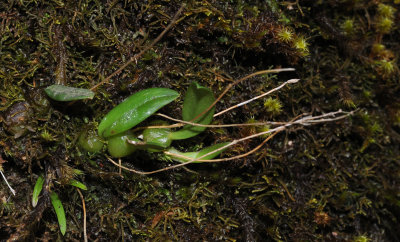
287,79 -> 300,83
0,170 -> 16,196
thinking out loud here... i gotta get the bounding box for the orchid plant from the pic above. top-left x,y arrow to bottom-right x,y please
42,69 -> 354,235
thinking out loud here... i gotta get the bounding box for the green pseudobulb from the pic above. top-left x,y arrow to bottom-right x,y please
107,131 -> 139,158
78,129 -> 104,153
142,120 -> 172,152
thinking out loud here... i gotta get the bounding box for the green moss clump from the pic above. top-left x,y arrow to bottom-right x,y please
264,97 -> 283,116
1,0 -> 399,241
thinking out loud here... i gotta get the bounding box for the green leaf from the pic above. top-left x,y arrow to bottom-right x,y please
98,88 -> 179,138
166,142 -> 230,163
69,179 -> 87,190
50,192 -> 67,236
73,169 -> 84,175
45,85 -> 94,101
170,82 -> 215,140
32,175 -> 44,207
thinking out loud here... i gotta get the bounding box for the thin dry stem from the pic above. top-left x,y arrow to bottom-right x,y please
191,68 -> 295,122
138,75 -> 298,131
118,158 -> 121,174
0,169 -> 16,196
149,113 -> 285,129
106,110 -> 355,175
76,188 -> 87,242
214,78 -> 300,117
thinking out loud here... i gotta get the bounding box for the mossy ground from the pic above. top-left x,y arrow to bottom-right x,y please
0,0 -> 399,241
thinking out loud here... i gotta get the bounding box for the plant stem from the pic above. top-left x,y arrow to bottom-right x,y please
106,110 -> 355,175
214,78 -> 300,117
0,170 -> 16,196
76,188 -> 87,242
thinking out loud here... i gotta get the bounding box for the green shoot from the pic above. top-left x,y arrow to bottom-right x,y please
45,85 -> 94,101
50,192 -> 67,236
32,175 -> 44,207
69,179 -> 87,190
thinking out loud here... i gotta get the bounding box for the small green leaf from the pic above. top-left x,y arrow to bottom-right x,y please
98,88 -> 179,138
45,85 -> 94,101
69,179 -> 87,190
166,142 -> 229,163
50,192 -> 67,236
170,82 -> 215,140
73,169 -> 84,175
32,175 -> 44,207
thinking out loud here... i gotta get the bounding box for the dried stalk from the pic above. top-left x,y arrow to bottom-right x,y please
190,68 -> 295,122
0,155 -> 16,196
214,78 -> 300,117
142,77 -> 299,130
76,188 -> 87,242
107,109 -> 355,175
0,169 -> 15,196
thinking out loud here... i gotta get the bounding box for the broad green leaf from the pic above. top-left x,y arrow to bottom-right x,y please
45,85 -> 94,101
32,175 -> 44,207
69,179 -> 87,190
50,192 -> 67,236
166,142 -> 230,163
170,82 -> 215,140
98,88 -> 179,138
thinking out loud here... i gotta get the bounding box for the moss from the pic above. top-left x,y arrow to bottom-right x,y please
264,97 -> 283,116
377,3 -> 396,18
341,19 -> 355,35
375,16 -> 394,34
